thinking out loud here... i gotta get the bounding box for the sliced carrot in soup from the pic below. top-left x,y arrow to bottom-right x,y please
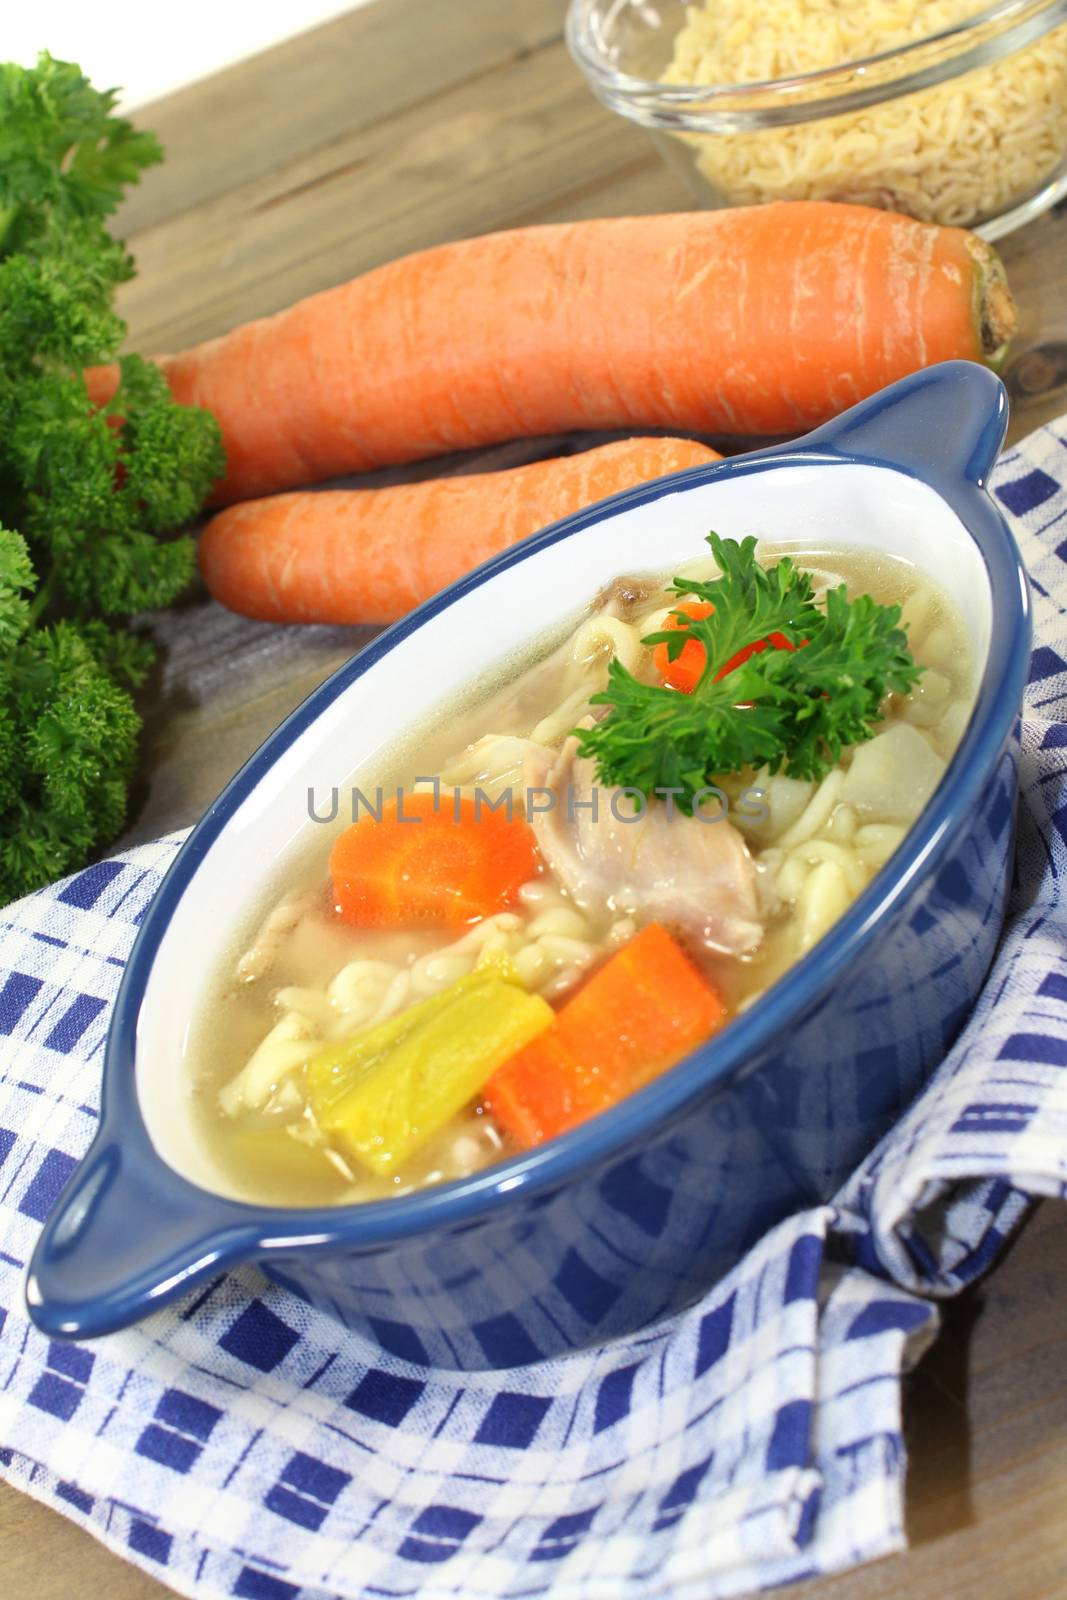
654,599 -> 798,693
485,922 -> 726,1147
330,793 -> 540,927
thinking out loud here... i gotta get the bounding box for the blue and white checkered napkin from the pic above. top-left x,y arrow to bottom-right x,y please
2,423 -> 1067,1600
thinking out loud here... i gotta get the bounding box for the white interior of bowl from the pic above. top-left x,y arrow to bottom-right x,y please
135,460 -> 994,1198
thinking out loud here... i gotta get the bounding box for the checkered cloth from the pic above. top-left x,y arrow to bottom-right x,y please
2,423 -> 1067,1600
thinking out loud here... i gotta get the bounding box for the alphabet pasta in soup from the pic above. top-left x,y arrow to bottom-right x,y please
185,533 -> 977,1205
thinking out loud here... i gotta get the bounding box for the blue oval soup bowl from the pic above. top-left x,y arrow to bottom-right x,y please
26,361 -> 1031,1369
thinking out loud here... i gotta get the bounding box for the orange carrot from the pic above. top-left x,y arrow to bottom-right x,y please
485,923 -> 726,1147
653,599 -> 797,693
330,793 -> 540,928
85,203 -> 1015,505
198,438 -> 719,625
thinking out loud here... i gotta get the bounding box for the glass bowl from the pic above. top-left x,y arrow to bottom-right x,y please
566,0 -> 1067,238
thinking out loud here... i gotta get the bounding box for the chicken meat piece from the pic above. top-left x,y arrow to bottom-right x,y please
524,735 -> 763,955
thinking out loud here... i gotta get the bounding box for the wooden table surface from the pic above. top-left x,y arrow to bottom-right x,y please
3,2 -> 1067,1595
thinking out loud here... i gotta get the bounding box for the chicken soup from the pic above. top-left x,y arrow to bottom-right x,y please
186,533 -> 976,1205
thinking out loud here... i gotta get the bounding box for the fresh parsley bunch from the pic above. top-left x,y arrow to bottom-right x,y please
0,54 -> 224,903
578,532 -> 922,812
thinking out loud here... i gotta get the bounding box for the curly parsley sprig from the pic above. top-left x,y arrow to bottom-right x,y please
577,532 -> 922,813
0,54 -> 224,903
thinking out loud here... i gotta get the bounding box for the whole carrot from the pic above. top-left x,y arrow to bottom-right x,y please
88,203 -> 1015,505
197,437 -> 719,624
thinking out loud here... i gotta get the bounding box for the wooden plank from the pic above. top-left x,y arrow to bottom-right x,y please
115,0 -> 566,236
1000,203 -> 1067,443
116,40 -> 665,353
0,1478 -> 169,1600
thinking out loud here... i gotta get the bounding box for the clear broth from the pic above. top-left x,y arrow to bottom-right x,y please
185,544 -> 977,1205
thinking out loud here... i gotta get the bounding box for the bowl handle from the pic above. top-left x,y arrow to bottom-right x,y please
781,360 -> 1009,488
25,1133 -> 246,1340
